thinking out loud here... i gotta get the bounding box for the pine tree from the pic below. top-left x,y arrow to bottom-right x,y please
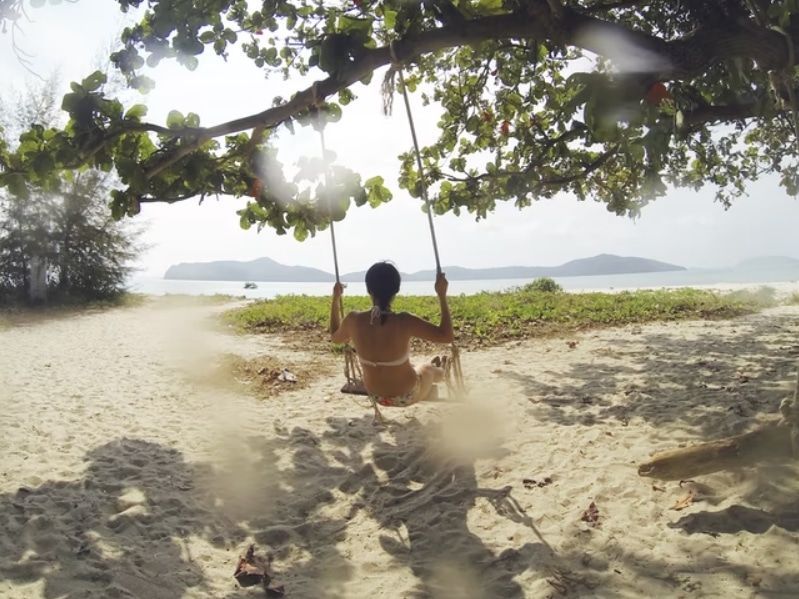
0,78 -> 145,305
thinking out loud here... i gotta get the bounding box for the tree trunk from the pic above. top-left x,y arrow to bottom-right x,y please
28,256 -> 47,304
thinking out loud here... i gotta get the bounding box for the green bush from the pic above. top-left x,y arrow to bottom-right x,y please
521,277 -> 563,293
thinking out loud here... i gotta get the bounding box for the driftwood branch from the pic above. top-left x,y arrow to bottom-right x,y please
637,421 -> 794,481
638,361 -> 799,482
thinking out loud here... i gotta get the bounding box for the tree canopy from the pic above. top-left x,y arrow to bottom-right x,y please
2,0 -> 799,241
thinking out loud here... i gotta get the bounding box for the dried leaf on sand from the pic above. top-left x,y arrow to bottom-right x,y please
234,544 -> 269,588
233,544 -> 286,596
671,491 -> 695,511
581,501 -> 600,527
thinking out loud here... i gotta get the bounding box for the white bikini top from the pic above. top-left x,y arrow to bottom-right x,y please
358,353 -> 410,368
358,306 -> 409,368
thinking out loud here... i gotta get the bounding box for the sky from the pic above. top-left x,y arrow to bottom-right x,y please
1,0 -> 798,278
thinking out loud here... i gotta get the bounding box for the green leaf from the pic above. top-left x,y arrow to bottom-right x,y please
506,92 -> 523,111
124,104 -> 148,120
185,112 -> 201,127
365,179 -> 393,207
131,75 -> 156,94
628,143 -> 645,162
81,70 -> 107,92
61,92 -> 82,113
384,9 -> 397,30
324,103 -> 342,123
293,222 -> 309,241
337,15 -> 374,35
338,88 -> 355,106
476,0 -> 505,14
166,110 -> 185,129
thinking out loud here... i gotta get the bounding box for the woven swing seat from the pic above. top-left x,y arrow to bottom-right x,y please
341,379 -> 368,395
339,345 -> 368,395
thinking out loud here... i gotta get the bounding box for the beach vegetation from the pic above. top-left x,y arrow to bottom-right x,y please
784,292 -> 799,306
225,286 -> 760,351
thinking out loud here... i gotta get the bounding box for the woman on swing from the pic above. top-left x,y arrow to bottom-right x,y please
329,261 -> 453,408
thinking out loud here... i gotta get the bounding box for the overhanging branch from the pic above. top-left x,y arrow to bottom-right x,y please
140,10 -> 795,137
443,144 -> 619,188
41,8 -> 799,181
681,101 -> 764,127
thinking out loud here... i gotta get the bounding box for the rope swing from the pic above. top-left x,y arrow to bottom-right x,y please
382,41 -> 467,398
311,84 -> 368,397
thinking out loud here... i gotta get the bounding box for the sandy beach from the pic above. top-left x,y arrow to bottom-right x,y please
2,294 -> 799,599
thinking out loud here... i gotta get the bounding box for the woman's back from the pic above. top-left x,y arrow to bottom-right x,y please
348,311 -> 418,396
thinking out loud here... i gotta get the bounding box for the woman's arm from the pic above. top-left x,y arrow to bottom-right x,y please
436,293 -> 454,341
403,272 -> 454,343
331,313 -> 352,344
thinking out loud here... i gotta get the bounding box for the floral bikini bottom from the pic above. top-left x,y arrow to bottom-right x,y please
370,377 -> 421,408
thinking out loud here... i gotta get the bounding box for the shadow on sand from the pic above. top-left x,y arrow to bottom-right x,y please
0,416 -> 549,599
501,311 -> 799,437
2,414 -> 798,598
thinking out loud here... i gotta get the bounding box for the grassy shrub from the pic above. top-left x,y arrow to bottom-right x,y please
520,277 -> 564,293
224,286 -> 760,350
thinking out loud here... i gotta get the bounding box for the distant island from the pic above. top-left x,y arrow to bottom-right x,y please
163,253 -> 687,282
733,256 -> 799,271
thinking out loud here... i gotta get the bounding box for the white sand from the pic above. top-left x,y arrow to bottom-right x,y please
2,295 -> 799,598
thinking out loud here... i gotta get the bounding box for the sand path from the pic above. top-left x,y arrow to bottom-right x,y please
1,298 -> 799,598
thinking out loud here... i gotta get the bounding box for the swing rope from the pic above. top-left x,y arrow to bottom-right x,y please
384,42 -> 467,398
395,67 -> 442,275
311,83 -> 366,395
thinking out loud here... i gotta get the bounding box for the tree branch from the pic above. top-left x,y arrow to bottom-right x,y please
140,11 -> 794,138
536,146 -> 619,188
144,137 -> 209,181
137,192 -> 211,205
582,0 -> 646,13
444,145 -> 618,188
681,101 -> 765,127
34,8 -> 799,183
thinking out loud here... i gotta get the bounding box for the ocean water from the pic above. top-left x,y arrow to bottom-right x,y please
126,264 -> 799,299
